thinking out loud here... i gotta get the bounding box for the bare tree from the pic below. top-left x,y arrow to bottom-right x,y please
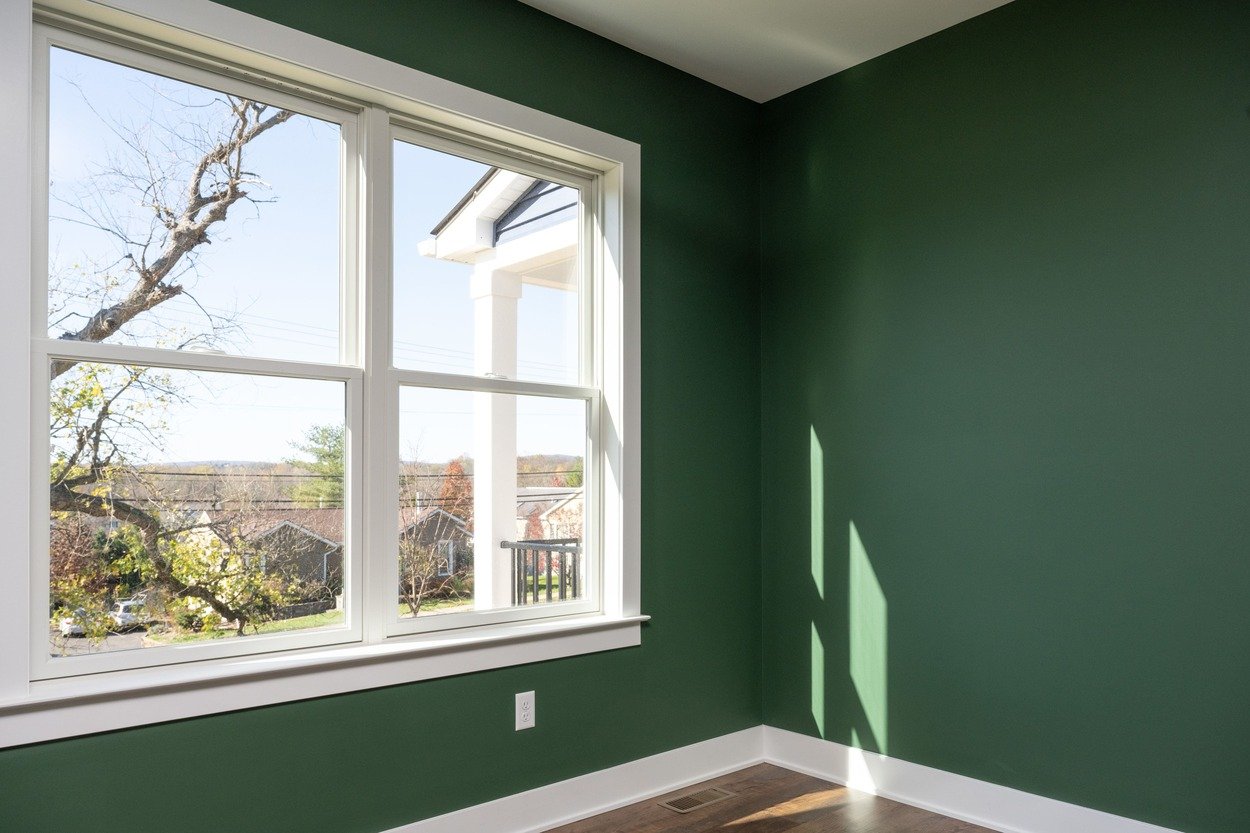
50,96 -> 293,373
395,451 -> 473,616
398,508 -> 470,618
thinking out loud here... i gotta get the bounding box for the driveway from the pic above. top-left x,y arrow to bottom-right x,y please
48,629 -> 149,657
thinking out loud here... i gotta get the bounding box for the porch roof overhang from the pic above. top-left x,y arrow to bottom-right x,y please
416,168 -> 578,291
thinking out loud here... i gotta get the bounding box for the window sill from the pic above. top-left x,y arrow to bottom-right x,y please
0,613 -> 648,748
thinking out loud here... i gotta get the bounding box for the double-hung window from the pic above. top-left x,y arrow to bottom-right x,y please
0,0 -> 639,744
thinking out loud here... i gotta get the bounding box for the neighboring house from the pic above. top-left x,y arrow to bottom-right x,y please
512,487 -> 584,587
515,487 -> 582,540
208,508 -> 344,598
399,506 -> 472,578
194,505 -> 478,593
540,492 -> 583,540
167,487 -> 581,599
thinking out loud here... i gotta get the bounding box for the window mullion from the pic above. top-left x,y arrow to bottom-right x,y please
360,105 -> 396,645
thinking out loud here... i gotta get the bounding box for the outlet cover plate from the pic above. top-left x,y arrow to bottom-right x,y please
516,691 -> 535,731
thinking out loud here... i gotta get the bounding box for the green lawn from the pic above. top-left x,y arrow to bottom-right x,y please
249,609 -> 345,635
398,596 -> 472,618
155,609 -> 345,644
151,587 -> 580,643
152,596 -> 477,643
516,576 -> 579,600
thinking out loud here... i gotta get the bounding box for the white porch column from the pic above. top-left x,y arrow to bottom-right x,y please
470,267 -> 521,609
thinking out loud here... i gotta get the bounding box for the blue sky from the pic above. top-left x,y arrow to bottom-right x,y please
47,47 -> 583,467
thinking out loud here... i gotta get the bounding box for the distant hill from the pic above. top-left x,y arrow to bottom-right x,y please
108,454 -> 582,511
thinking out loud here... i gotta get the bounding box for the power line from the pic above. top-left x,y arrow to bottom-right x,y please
97,492 -> 579,508
129,468 -> 579,479
163,298 -> 576,374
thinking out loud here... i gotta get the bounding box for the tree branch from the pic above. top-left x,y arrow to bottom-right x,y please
51,102 -> 294,378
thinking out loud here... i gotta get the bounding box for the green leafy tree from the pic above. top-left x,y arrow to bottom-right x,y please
285,424 -> 345,508
564,458 -> 583,488
158,536 -> 291,635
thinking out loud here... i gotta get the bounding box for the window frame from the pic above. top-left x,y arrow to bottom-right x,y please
0,0 -> 642,748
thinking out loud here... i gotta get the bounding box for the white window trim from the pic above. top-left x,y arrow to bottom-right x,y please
0,0 -> 642,748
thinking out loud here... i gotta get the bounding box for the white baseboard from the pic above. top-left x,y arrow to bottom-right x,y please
761,726 -> 1183,833
388,725 -> 1185,833
388,726 -> 764,833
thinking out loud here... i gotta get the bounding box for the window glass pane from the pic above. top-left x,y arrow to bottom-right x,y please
47,47 -> 342,363
398,387 -> 586,619
393,139 -> 581,384
48,361 -> 346,658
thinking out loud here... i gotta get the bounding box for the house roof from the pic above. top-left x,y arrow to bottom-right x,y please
429,167 -> 499,236
398,506 -> 469,536
516,487 -> 581,519
210,508 -> 345,546
423,168 -> 538,248
417,167 -> 578,282
539,491 -> 582,520
493,180 -> 577,246
206,505 -> 471,549
428,168 -> 576,243
194,488 -> 580,548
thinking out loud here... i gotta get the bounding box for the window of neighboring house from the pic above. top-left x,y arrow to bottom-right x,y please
435,540 -> 454,578
13,0 -> 638,711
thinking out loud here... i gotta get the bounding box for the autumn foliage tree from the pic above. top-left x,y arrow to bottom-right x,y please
437,457 -> 474,527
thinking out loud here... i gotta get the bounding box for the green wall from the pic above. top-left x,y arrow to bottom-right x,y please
0,3 -> 762,832
759,2 -> 1250,832
7,2 -> 1250,832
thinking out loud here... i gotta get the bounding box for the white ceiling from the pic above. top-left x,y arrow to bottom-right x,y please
518,0 -> 1014,103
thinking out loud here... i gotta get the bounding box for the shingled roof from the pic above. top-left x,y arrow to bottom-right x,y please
207,505 -> 469,549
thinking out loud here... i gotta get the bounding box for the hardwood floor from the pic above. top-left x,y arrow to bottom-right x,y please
544,764 -> 994,833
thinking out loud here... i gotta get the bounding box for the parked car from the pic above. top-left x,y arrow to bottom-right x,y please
109,599 -> 150,631
58,608 -> 88,637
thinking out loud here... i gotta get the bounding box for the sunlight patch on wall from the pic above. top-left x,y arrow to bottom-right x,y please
810,426 -> 824,599
811,621 -> 825,738
849,521 -> 887,753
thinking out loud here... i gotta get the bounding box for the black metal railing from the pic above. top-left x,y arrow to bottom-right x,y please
501,538 -> 582,605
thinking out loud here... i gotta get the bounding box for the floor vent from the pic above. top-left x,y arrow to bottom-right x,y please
657,786 -> 736,814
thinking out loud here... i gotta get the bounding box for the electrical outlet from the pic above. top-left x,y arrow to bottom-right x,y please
515,690 -> 535,731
